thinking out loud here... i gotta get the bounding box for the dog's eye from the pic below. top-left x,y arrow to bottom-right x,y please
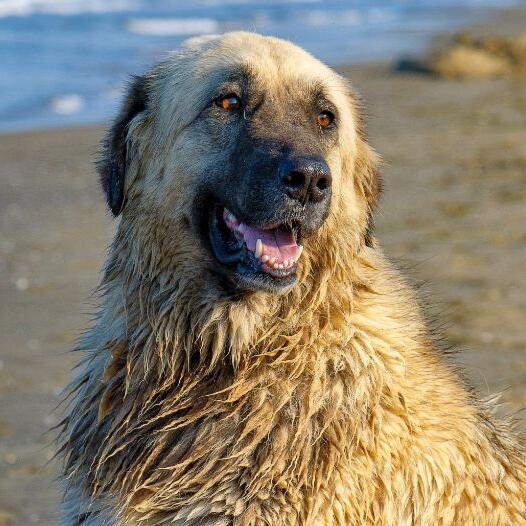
215,94 -> 241,111
316,111 -> 334,128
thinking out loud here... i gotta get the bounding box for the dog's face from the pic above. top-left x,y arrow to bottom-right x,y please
99,33 -> 380,295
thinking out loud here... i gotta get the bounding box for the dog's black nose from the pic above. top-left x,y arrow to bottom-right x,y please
279,157 -> 332,203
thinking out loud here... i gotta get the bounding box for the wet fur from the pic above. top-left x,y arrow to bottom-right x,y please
58,33 -> 526,525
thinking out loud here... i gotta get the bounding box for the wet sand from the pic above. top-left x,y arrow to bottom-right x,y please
1,11 -> 525,526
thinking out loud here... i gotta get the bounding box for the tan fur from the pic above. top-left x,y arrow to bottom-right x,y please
58,33 -> 526,525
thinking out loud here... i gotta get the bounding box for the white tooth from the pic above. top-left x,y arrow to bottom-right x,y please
298,245 -> 304,258
255,239 -> 263,259
261,255 -> 269,263
270,258 -> 276,265
283,259 -> 289,268
278,264 -> 284,269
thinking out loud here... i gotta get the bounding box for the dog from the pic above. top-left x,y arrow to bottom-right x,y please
58,32 -> 526,525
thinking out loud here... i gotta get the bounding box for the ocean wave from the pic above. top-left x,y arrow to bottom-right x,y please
126,17 -> 219,37
300,8 -> 395,27
0,0 -> 135,18
50,94 -> 84,115
198,0 -> 320,4
300,9 -> 361,27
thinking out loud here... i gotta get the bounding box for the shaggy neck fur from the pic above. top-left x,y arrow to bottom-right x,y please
60,213 -> 526,525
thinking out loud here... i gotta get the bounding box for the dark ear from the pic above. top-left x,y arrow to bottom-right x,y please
97,75 -> 148,216
359,142 -> 383,248
351,91 -> 383,248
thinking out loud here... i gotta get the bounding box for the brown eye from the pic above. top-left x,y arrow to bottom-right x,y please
215,94 -> 241,111
316,111 -> 334,128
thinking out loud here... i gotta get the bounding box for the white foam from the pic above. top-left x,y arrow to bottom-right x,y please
50,94 -> 84,115
301,9 -> 362,27
197,0 -> 320,4
126,17 -> 219,37
0,0 -> 134,18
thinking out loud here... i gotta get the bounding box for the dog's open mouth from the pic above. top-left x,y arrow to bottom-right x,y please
208,205 -> 304,292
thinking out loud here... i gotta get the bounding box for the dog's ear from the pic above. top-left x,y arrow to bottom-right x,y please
356,140 -> 382,247
97,75 -> 148,216
351,94 -> 383,247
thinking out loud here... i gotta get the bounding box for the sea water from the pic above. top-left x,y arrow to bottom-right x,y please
0,0 -> 522,132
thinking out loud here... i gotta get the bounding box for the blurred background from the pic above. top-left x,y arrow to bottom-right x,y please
0,0 -> 525,524
1,0 -> 525,132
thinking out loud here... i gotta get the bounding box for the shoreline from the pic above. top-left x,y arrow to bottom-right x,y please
1,6 -> 526,526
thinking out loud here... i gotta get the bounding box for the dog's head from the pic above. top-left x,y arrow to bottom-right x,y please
98,32 -> 381,296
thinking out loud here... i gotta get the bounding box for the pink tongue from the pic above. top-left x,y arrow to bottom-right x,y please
242,226 -> 300,264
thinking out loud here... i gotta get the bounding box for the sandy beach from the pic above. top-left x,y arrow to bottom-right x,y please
1,8 -> 525,525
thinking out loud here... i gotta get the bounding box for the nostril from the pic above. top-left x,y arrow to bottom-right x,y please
284,171 -> 306,190
279,157 -> 331,202
316,177 -> 329,191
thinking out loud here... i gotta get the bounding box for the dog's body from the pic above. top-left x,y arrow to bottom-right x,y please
58,33 -> 526,525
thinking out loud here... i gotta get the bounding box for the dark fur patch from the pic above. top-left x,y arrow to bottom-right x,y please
365,161 -> 383,247
364,215 -> 376,248
76,512 -> 90,524
97,75 -> 148,216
